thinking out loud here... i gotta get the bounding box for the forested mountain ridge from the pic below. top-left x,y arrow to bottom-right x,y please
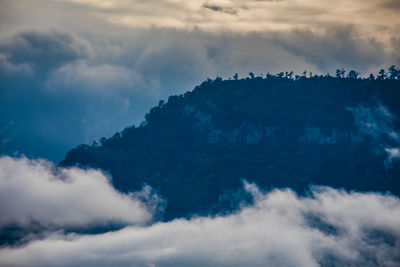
61,68 -> 400,220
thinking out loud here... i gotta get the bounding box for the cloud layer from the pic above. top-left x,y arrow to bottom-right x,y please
0,156 -> 153,229
4,0 -> 397,40
0,160 -> 399,266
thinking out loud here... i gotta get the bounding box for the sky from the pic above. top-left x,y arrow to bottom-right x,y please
1,0 -> 400,161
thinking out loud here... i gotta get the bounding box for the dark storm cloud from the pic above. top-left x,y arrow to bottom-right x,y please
203,3 -> 224,12
274,26 -> 389,74
380,0 -> 400,9
0,175 -> 399,266
202,3 -> 237,15
0,31 -> 92,75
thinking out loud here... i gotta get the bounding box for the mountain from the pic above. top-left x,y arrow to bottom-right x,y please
61,71 -> 400,220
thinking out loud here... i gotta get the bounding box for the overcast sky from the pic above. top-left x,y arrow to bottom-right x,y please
1,0 -> 399,161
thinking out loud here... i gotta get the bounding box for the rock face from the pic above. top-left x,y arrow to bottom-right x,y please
61,76 -> 400,220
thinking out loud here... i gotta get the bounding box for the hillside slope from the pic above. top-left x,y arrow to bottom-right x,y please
61,74 -> 400,220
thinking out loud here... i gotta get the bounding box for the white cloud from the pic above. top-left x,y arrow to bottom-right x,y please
347,104 -> 400,166
0,179 -> 399,266
386,147 -> 400,164
0,156 -> 153,229
347,104 -> 397,140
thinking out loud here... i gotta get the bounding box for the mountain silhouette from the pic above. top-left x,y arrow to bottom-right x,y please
61,69 -> 400,220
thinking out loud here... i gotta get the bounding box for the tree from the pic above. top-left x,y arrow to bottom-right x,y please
388,65 -> 399,80
110,132 -> 121,141
347,70 -> 359,79
368,73 -> 375,80
377,69 -> 386,80
248,72 -> 255,79
336,68 -> 345,78
285,71 -> 294,79
91,140 -> 99,147
233,73 -> 239,80
100,137 -> 107,146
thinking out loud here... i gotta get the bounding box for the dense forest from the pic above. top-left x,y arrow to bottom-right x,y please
61,66 -> 400,220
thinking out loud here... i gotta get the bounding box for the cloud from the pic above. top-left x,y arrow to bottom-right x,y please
274,26 -> 389,74
203,3 -> 224,12
385,147 -> 400,163
2,1 -> 400,48
202,2 -> 237,15
0,31 -> 92,75
380,0 -> 400,10
0,180 -> 399,266
0,156 -> 155,229
41,0 -> 399,42
0,52 -> 33,75
347,104 -> 398,141
45,60 -> 143,93
347,103 -> 400,166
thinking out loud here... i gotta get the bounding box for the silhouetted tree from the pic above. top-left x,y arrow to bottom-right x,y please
100,137 -> 107,146
388,65 -> 399,80
347,70 -> 359,79
336,68 -> 345,78
285,71 -> 294,79
249,72 -> 255,79
377,69 -> 386,80
91,140 -> 99,147
233,73 -> 239,80
369,73 -> 375,80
